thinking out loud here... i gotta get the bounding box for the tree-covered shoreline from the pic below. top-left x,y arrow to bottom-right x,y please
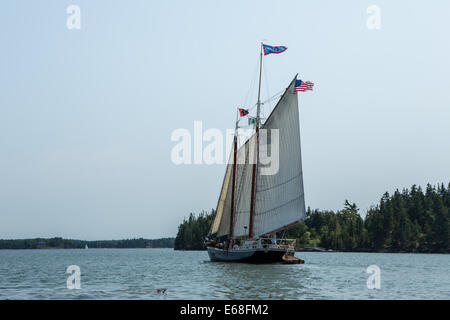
0,237 -> 175,250
174,210 -> 215,250
174,183 -> 449,253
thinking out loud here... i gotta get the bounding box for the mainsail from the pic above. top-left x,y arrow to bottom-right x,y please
253,78 -> 306,237
209,77 -> 306,239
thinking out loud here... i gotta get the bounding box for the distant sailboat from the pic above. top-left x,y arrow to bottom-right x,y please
205,44 -> 307,263
85,244 -> 88,250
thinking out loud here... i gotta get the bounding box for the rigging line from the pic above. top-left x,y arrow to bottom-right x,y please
248,101 -> 258,111
263,59 -> 271,121
261,89 -> 284,105
248,73 -> 256,108
243,70 -> 253,108
243,58 -> 260,109
255,195 -> 303,216
266,92 -> 283,103
256,172 -> 301,193
235,143 -> 250,218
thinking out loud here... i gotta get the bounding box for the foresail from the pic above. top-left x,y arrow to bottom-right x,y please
253,78 -> 306,237
232,134 -> 257,238
209,150 -> 233,237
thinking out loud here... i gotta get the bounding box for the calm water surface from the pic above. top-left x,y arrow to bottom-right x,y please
0,249 -> 448,299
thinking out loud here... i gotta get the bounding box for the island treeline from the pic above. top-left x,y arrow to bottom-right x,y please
174,210 -> 215,250
0,237 -> 175,249
174,183 -> 449,253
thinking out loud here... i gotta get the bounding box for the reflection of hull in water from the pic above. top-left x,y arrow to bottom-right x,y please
207,246 -> 286,263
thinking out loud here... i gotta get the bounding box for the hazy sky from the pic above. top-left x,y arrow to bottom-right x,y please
1,1 -> 449,240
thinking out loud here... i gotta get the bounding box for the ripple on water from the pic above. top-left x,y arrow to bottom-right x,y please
0,249 -> 449,299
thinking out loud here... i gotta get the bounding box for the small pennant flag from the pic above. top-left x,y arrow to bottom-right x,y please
262,44 -> 287,56
239,108 -> 249,117
295,79 -> 314,92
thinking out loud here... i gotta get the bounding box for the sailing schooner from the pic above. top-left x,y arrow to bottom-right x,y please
205,44 -> 307,263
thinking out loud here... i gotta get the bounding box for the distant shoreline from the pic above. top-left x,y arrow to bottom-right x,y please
0,237 -> 175,250
0,247 -> 175,250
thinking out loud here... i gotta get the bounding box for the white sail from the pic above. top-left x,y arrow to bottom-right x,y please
210,77 -> 306,239
208,149 -> 233,237
232,134 -> 257,238
253,79 -> 306,237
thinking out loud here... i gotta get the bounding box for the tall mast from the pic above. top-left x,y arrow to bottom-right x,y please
229,111 -> 238,238
256,43 -> 263,126
248,43 -> 263,238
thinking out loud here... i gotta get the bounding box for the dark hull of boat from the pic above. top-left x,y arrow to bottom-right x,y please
207,246 -> 286,263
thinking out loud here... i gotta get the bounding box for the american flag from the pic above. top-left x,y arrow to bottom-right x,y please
295,79 -> 314,92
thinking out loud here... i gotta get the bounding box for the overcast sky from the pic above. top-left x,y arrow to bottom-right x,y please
1,0 -> 449,240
